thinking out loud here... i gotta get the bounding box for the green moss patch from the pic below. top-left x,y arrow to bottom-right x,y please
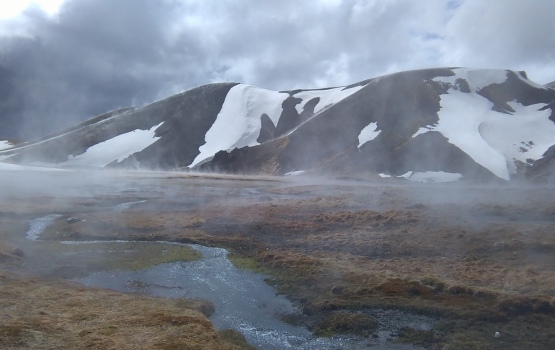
23,241 -> 201,278
227,253 -> 273,275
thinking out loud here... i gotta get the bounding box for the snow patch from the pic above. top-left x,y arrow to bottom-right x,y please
284,170 -> 305,176
415,69 -> 555,181
0,110 -> 133,155
410,171 -> 463,183
0,140 -> 14,151
516,72 -> 549,90
0,162 -> 66,171
113,200 -> 147,211
433,68 -> 508,92
62,122 -> 164,168
190,85 -> 289,167
293,85 -> 365,115
412,88 -> 554,180
480,101 -> 555,174
412,127 -> 431,138
0,154 -> 13,162
398,171 -> 413,179
358,122 -> 380,149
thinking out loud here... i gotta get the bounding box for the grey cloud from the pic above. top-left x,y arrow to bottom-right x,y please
0,0 -> 554,139
442,0 -> 555,80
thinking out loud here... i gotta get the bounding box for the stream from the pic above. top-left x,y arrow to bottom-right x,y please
26,214 -> 424,350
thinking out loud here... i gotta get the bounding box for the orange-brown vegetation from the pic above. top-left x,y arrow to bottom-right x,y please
0,272 -> 252,350
2,176 -> 555,349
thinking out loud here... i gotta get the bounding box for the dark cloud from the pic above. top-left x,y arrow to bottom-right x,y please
0,0 -> 554,139
0,0 -> 205,138
442,0 -> 555,75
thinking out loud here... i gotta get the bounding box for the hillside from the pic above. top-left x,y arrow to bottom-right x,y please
1,67 -> 554,182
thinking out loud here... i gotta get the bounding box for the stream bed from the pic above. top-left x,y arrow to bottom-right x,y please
77,243 -> 369,349
26,214 -> 425,350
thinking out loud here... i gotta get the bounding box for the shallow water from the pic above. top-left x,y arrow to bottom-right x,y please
77,243 -> 391,349
26,214 -> 62,240
26,214 -> 423,350
112,199 -> 147,211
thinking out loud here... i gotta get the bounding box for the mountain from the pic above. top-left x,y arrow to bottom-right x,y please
1,67 -> 555,182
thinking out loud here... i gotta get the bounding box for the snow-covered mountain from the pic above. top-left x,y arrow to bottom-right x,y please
1,68 -> 555,182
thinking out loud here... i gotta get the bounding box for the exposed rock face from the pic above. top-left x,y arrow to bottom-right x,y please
2,67 -> 555,182
115,83 -> 238,169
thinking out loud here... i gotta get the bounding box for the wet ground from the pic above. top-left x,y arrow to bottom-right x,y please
1,169 -> 555,349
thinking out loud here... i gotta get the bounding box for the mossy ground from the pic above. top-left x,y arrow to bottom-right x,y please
0,271 -> 250,350
2,174 -> 555,349
30,241 -> 201,276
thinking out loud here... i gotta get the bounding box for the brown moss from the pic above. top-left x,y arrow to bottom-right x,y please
375,279 -> 434,297
175,298 -> 216,317
497,297 -> 555,316
3,175 -> 555,349
311,209 -> 420,228
0,242 -> 24,262
313,311 -> 378,337
447,285 -> 475,296
0,272 -> 250,350
397,327 -> 442,348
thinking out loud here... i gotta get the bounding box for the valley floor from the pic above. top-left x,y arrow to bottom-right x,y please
1,170 -> 555,349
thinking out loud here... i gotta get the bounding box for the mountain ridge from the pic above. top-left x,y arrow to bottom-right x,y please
1,67 -> 555,182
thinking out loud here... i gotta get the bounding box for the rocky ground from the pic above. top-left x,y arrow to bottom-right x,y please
1,170 -> 555,349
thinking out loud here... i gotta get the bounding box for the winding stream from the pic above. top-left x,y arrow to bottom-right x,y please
26,215 -> 423,350
26,214 -> 62,240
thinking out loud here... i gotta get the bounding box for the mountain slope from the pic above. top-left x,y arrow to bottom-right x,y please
0,80 -> 366,170
200,68 -> 555,181
1,67 -> 555,182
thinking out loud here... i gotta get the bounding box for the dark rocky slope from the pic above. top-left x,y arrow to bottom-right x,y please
2,67 -> 555,182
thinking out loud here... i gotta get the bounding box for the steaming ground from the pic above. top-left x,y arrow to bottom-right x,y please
1,169 -> 555,349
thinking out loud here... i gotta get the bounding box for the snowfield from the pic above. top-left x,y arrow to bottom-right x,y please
358,122 -> 380,149
284,170 -> 305,176
0,141 -> 13,151
413,69 -> 555,180
292,85 -> 366,115
433,68 -> 509,91
379,171 -> 463,182
190,85 -> 288,167
1,68 -> 554,181
61,122 -> 165,168
409,171 -> 463,183
190,83 -> 367,167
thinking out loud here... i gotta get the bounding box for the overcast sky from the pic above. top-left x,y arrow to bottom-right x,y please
1,0 -> 554,138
